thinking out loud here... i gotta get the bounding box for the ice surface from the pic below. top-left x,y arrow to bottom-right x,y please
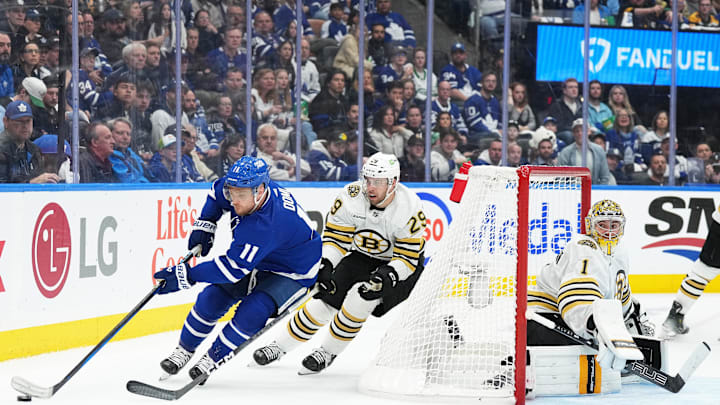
2,293 -> 719,404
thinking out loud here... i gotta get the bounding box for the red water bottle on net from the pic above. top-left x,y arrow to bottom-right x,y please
449,161 -> 473,203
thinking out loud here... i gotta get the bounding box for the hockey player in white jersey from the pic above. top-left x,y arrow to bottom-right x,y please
662,204 -> 720,337
526,199 -> 656,395
253,152 -> 427,374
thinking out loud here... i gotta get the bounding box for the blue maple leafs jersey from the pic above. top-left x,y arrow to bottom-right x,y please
189,179 -> 322,287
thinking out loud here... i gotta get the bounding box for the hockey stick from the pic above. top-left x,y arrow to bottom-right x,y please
527,310 -> 711,393
11,246 -> 201,399
126,285 -> 320,401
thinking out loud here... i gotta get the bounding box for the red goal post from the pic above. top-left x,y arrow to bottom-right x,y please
359,165 -> 592,405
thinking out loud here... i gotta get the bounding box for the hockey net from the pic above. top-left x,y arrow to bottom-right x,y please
358,166 -> 591,404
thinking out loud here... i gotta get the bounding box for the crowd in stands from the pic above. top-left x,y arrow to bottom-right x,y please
0,0 -> 718,186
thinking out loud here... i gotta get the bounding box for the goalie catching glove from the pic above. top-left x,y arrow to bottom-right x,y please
154,262 -> 195,294
359,265 -> 398,301
188,219 -> 216,256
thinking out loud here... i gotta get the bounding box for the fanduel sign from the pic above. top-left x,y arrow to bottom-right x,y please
536,24 -> 720,88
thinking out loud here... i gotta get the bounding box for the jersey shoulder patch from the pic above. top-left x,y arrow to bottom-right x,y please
347,184 -> 361,198
577,239 -> 598,249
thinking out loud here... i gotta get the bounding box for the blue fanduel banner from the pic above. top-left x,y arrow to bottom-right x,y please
536,24 -> 720,88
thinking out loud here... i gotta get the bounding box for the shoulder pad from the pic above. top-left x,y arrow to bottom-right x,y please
577,238 -> 598,250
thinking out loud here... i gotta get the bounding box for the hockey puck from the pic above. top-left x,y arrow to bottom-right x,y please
17,395 -> 32,402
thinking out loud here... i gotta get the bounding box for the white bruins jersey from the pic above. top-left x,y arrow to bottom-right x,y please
528,234 -> 632,339
322,181 -> 426,281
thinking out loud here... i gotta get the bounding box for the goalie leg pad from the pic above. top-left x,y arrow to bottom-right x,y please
529,346 -> 621,396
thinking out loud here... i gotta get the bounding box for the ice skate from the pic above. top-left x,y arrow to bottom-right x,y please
662,301 -> 689,337
253,341 -> 286,366
159,346 -> 193,381
298,347 -> 336,375
188,353 -> 217,385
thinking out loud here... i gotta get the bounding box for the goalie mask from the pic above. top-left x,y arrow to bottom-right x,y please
362,152 -> 401,208
223,156 -> 270,214
585,199 -> 626,255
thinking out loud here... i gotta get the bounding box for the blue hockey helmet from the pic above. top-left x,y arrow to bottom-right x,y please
225,156 -> 270,189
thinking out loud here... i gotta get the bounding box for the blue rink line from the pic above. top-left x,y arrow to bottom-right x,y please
533,377 -> 720,405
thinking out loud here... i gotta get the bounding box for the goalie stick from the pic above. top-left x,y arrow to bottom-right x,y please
527,310 -> 711,393
126,285 -> 320,401
11,246 -> 201,399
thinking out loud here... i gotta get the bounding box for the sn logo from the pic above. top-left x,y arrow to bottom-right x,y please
580,37 -> 611,73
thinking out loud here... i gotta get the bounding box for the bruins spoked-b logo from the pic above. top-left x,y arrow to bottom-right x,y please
353,229 -> 390,255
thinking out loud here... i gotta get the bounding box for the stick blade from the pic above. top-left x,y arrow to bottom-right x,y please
11,376 -> 54,399
676,342 -> 711,382
126,380 -> 179,401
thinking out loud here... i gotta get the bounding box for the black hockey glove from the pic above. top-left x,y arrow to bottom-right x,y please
188,218 -> 216,256
316,258 -> 336,294
359,265 -> 398,301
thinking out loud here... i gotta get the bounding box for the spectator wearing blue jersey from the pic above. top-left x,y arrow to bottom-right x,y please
374,45 -> 412,95
156,156 -> 321,383
252,11 -> 284,67
322,3 -> 349,42
463,72 -> 502,146
206,27 -> 248,81
95,73 -> 137,122
366,0 -> 416,48
73,47 -> 101,113
0,33 -> 15,100
205,95 -> 237,154
605,108 -> 644,174
108,118 -> 150,183
309,0 -> 332,19
440,42 -> 482,103
308,131 -> 358,181
273,0 -> 314,38
431,80 -> 469,138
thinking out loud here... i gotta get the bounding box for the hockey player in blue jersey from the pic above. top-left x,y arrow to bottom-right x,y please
155,156 -> 322,383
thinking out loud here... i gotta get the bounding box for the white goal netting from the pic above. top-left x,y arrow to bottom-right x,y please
359,166 -> 588,402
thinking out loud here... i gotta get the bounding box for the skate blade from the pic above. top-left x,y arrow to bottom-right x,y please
297,366 -> 319,376
158,372 -> 172,381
